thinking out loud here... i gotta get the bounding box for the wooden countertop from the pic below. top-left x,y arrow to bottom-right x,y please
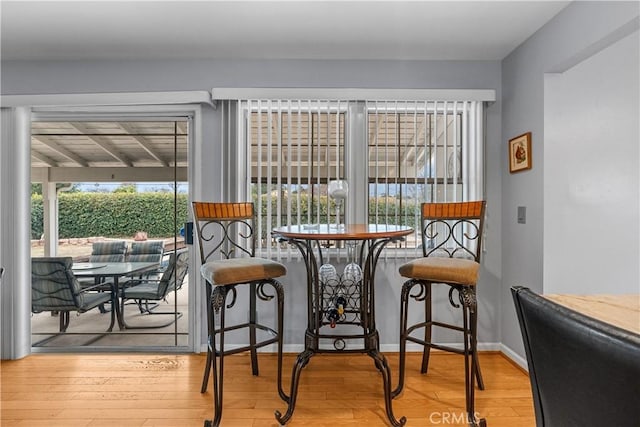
545,294 -> 640,335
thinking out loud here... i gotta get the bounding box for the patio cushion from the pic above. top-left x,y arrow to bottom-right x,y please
32,258 -> 79,311
121,249 -> 189,301
31,257 -> 112,313
129,241 -> 164,263
123,282 -> 160,300
90,241 -> 127,263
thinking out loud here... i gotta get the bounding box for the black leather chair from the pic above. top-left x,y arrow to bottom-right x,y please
511,286 -> 640,427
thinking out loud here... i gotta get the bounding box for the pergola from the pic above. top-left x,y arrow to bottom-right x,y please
30,119 -> 189,256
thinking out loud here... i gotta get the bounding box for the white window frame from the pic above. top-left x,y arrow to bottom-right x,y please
214,88 -> 493,260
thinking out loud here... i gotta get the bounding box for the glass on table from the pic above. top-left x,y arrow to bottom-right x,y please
328,180 -> 348,229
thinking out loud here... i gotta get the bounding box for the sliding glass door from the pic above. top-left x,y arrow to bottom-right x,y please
30,113 -> 192,351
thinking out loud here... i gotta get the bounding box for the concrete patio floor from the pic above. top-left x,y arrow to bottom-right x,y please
31,275 -> 190,349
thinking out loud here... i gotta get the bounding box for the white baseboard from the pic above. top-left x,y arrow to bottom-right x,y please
499,343 -> 529,372
199,341 -> 503,354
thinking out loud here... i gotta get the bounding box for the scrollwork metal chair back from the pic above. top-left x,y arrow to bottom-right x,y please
194,208 -> 256,262
193,203 -> 258,310
192,201 -> 288,427
421,201 -> 484,261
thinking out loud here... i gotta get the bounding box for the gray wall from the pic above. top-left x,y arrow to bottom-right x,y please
501,1 -> 640,359
4,1 -> 638,362
544,31 -> 639,295
1,59 -> 500,95
1,58 -> 503,350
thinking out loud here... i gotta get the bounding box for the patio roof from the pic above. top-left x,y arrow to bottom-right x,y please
31,120 -> 188,183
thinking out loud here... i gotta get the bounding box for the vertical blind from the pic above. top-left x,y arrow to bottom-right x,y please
365,100 -> 484,253
219,98 -> 484,259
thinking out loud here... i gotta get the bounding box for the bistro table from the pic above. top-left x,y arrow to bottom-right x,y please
272,223 -> 414,427
72,261 -> 160,330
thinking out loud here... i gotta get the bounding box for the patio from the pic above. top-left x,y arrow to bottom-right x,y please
31,271 -> 189,348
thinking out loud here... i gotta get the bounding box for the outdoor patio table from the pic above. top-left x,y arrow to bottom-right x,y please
72,261 -> 160,330
271,223 -> 414,427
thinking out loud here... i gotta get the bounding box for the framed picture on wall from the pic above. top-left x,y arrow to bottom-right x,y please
509,132 -> 532,173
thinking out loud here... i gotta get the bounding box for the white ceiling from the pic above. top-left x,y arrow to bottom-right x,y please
1,1 -> 570,61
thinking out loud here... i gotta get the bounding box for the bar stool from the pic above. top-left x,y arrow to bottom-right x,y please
393,201 -> 487,427
192,202 -> 288,427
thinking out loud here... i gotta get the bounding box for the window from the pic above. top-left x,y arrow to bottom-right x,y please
366,101 -> 481,249
246,100 -> 345,230
223,97 -> 485,257
236,100 -> 348,256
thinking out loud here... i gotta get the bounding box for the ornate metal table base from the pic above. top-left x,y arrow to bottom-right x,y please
274,330 -> 406,426
272,224 -> 413,427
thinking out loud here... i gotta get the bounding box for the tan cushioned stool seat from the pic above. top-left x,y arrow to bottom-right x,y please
201,258 -> 286,286
399,257 -> 480,286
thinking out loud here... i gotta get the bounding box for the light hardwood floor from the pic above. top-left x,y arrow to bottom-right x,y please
1,352 -> 534,427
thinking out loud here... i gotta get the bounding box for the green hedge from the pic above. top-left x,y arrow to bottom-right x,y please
31,192 -> 416,240
31,195 -> 44,239
252,194 -> 421,240
31,193 -> 188,239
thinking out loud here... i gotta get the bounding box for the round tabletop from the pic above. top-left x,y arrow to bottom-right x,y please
272,223 -> 414,241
